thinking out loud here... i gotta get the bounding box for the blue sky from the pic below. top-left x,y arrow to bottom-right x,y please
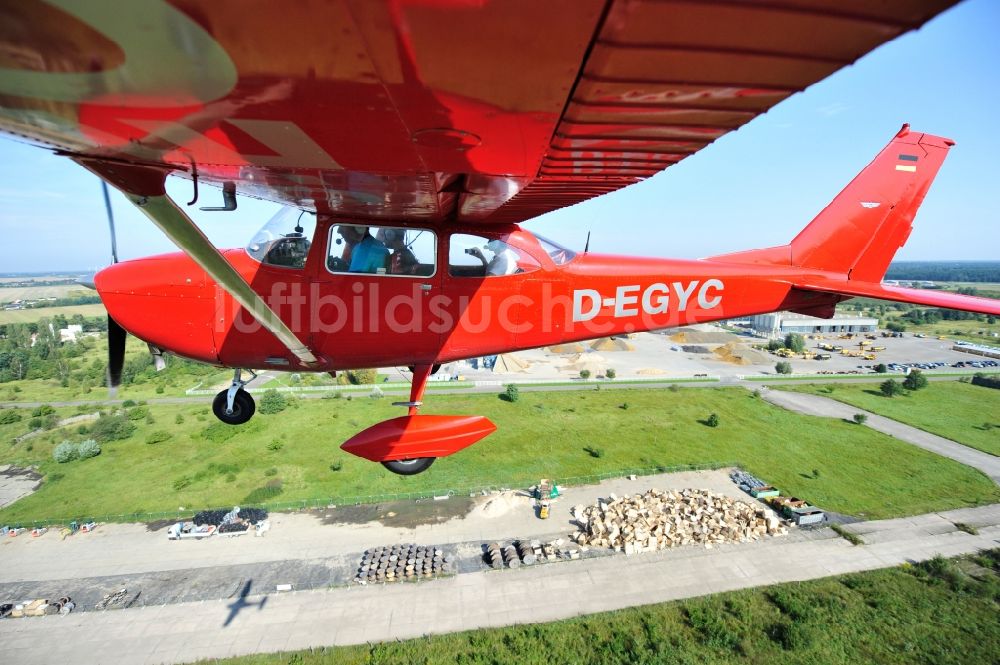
0,0 -> 997,272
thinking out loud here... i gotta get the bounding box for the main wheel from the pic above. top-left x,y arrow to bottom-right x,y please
381,457 -> 435,476
212,389 -> 255,425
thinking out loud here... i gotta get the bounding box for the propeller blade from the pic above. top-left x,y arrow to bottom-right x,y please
107,315 -> 126,391
101,181 -> 119,265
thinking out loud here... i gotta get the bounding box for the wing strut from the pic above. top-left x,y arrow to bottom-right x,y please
77,160 -> 320,367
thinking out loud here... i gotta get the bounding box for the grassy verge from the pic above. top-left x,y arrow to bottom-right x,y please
210,551 -> 1000,665
779,380 -> 1000,456
2,387 -> 998,524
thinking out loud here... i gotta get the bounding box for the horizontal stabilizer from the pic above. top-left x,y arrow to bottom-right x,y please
795,279 -> 1000,316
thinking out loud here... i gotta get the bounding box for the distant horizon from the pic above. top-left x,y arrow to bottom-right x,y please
3,259 -> 1000,278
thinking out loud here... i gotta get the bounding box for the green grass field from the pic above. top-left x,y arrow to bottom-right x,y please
0,303 -> 106,324
780,380 -> 1000,456
212,551 -> 1000,665
0,284 -> 91,304
2,386 -> 998,524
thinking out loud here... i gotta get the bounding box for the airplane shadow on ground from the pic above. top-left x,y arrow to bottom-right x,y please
224,579 -> 267,627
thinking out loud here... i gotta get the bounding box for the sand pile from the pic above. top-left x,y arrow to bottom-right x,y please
671,327 -> 739,344
590,337 -> 635,352
549,343 -> 585,354
637,368 -> 665,375
468,492 -> 531,519
714,342 -> 750,365
493,353 -> 530,373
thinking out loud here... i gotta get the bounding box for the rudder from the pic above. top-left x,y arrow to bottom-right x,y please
789,124 -> 953,281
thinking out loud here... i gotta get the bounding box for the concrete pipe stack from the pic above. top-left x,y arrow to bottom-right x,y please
569,488 -> 787,554
356,544 -> 453,584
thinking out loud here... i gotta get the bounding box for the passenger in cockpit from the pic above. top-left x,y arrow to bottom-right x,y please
382,228 -> 419,275
338,226 -> 388,273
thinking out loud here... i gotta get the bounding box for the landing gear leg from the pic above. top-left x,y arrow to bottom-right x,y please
212,368 -> 257,425
382,364 -> 435,475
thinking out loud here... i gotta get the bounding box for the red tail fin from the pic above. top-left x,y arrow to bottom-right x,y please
709,125 -> 953,281
790,124 -> 953,281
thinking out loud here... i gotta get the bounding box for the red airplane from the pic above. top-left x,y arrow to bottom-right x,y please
1,1 -> 996,475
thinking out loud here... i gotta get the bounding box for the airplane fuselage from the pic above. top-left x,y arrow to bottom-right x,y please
95,219 -> 843,371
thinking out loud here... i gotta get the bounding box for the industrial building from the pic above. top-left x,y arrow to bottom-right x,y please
749,312 -> 878,336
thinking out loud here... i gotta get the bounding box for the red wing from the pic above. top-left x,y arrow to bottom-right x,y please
0,0 -> 956,223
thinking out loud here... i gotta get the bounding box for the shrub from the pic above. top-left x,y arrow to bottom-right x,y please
346,369 -> 378,385
53,441 -> 78,463
766,339 -> 783,351
811,468 -> 820,479
91,414 -> 137,442
0,409 -> 22,425
28,417 -> 42,430
41,413 -> 58,429
122,399 -> 137,408
369,386 -> 384,399
329,461 -> 343,472
172,476 -> 192,490
903,369 -> 928,391
267,440 -> 284,452
126,405 -> 149,421
584,446 -> 604,458
853,413 -> 868,425
264,467 -> 278,476
774,361 -> 793,375
579,369 -> 591,379
874,363 -> 887,373
501,384 -> 520,403
706,413 -> 720,427
886,321 -> 906,332
605,368 -> 616,379
880,379 -> 904,398
752,389 -> 761,399
258,389 -> 288,415
668,384 -> 680,393
77,439 -> 101,459
971,373 -> 1000,390
175,413 -> 185,425
31,405 -> 55,417
76,424 -> 89,435
145,430 -> 172,445
155,385 -> 165,394
619,402 -> 629,410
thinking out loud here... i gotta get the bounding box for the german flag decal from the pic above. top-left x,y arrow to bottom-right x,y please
896,153 -> 918,172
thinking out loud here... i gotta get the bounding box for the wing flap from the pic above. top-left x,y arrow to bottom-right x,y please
797,279 -> 1000,316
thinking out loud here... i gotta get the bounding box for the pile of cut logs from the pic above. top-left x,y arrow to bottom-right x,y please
569,489 -> 786,554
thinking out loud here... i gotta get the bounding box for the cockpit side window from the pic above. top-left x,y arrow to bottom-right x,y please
246,209 -> 316,270
327,224 -> 437,277
448,233 -> 540,277
533,233 -> 577,266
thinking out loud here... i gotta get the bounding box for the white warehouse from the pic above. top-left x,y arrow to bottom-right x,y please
750,312 -> 879,336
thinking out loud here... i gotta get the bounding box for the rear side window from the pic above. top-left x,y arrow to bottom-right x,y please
327,225 -> 436,277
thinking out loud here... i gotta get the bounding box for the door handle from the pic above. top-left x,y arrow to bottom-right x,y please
420,284 -> 432,291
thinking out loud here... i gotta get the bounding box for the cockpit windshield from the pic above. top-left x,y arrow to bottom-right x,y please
246,208 -> 317,269
533,233 -> 577,265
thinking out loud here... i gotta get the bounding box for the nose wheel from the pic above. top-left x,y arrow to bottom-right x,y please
212,369 -> 257,425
